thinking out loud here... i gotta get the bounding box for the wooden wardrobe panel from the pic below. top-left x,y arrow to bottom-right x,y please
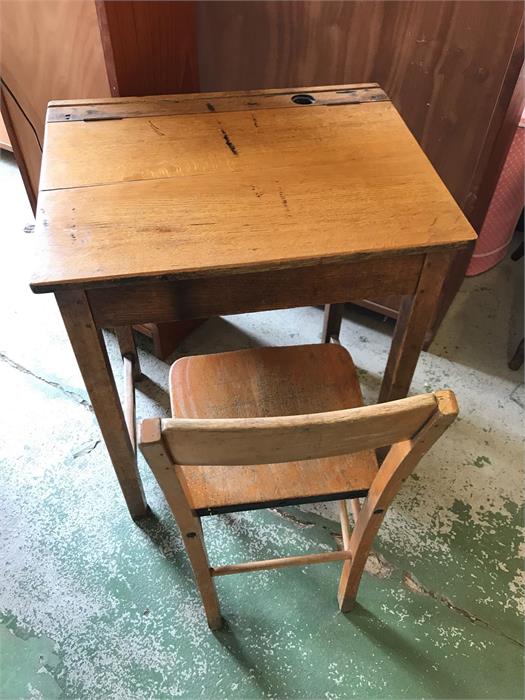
197,1 -> 524,227
0,0 -> 110,202
0,114 -> 12,152
97,0 -> 200,96
0,90 -> 41,208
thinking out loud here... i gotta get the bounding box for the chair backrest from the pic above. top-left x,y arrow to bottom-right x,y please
153,391 -> 455,466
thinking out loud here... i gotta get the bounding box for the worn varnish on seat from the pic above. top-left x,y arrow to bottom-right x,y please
169,344 -> 378,514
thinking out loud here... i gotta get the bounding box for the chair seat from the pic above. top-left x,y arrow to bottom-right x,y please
169,344 -> 378,515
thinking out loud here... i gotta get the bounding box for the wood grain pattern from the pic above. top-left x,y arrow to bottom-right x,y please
45,85 -> 387,122
338,389 -> 458,610
139,339 -> 458,626
166,350 -> 437,465
211,549 -> 353,577
0,88 -> 38,210
168,344 -> 379,514
197,1 -> 524,225
32,88 -> 475,291
115,325 -> 141,380
96,0 -> 200,97
41,95 -> 395,190
378,251 -> 452,403
139,418 -> 222,630
56,289 -> 147,519
0,0 -> 110,198
86,255 -> 424,326
195,1 -> 523,339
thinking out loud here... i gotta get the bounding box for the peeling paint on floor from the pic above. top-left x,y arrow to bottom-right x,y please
1,151 -> 524,698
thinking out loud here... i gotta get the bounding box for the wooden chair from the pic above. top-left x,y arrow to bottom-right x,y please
139,344 -> 457,630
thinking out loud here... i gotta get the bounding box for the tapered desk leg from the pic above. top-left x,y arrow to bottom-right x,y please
56,289 -> 148,520
378,252 -> 452,404
322,303 -> 344,343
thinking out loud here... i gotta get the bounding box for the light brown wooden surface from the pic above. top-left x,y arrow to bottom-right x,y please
139,340 -> 459,628
139,418 -> 222,630
378,251 -> 453,403
122,356 -> 136,450
338,389 -> 458,610
197,1 -> 523,227
115,325 -> 141,380
31,85 -> 475,292
168,344 -> 379,514
210,549 -> 353,577
0,0 -> 110,200
56,289 -> 147,519
86,255 -> 423,325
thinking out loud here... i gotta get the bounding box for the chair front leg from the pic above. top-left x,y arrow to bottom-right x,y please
139,419 -> 223,630
181,517 -> 223,631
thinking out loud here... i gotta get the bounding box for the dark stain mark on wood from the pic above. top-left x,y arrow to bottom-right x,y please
250,184 -> 263,198
206,102 -> 216,112
278,187 -> 290,213
148,120 -> 165,137
83,115 -> 123,122
252,114 -> 259,128
220,127 -> 238,156
136,225 -> 172,233
247,101 -> 259,106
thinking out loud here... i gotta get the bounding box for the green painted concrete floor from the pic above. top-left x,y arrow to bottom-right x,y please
1,150 -> 524,698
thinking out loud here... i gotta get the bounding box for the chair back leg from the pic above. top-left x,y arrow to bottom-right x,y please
338,392 -> 457,611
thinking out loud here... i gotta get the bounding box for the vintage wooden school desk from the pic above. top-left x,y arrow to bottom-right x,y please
30,84 -> 476,520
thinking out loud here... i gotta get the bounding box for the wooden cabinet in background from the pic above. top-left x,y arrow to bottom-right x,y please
1,0 -> 523,344
0,0 -> 200,358
0,114 -> 12,151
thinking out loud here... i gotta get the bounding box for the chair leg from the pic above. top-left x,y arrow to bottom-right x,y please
139,419 -> 223,629
182,518 -> 223,630
337,503 -> 385,612
322,303 -> 344,343
338,394 -> 458,612
115,325 -> 142,381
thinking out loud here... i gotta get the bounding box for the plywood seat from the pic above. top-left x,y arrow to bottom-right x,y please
169,344 -> 378,515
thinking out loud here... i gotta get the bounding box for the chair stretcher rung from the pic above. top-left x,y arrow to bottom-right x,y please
210,549 -> 352,577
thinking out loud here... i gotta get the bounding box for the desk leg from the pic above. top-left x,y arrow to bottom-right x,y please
56,289 -> 149,520
115,326 -> 142,381
322,303 -> 344,342
378,252 -> 451,403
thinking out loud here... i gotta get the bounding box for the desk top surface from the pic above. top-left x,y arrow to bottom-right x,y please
31,83 -> 476,292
